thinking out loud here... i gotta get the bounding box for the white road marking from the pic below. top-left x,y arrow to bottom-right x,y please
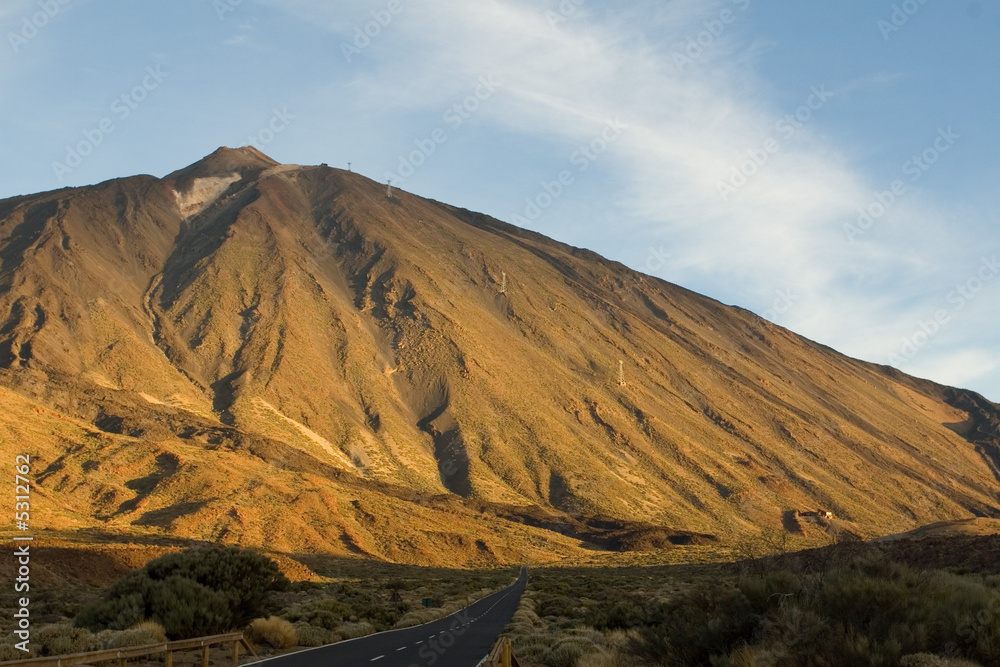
370,656 -> 384,662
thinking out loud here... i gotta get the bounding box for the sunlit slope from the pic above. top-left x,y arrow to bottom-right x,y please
0,386 -> 585,565
0,147 -> 997,558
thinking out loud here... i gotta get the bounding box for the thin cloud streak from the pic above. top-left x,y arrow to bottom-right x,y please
254,0 -> 996,398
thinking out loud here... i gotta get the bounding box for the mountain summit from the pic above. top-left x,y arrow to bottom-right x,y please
0,149 -> 997,564
165,145 -> 280,181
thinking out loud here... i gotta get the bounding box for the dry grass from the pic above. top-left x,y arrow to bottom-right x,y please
576,652 -> 632,667
130,621 -> 167,643
247,617 -> 298,649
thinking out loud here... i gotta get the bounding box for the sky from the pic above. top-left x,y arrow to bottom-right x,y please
1,0 -> 998,401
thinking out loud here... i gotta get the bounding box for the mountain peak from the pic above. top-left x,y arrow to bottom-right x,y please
165,146 -> 281,183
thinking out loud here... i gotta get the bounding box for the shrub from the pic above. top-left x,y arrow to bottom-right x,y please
900,654 -> 982,667
31,623 -> 101,657
545,642 -> 589,667
619,561 -> 1000,666
333,621 -> 375,641
577,650 -> 631,667
536,593 -> 579,619
325,583 -> 411,630
293,622 -> 335,647
140,546 -> 289,624
394,609 -> 443,628
284,598 -> 353,630
35,624 -> 99,656
712,644 -> 781,667
247,617 -> 298,649
628,585 -> 759,666
586,599 -> 654,630
76,574 -> 231,639
506,606 -> 542,635
0,643 -> 29,661
738,569 -> 803,613
759,602 -> 827,658
76,547 -> 288,640
105,627 -> 165,649
523,635 -> 601,667
132,620 -> 167,643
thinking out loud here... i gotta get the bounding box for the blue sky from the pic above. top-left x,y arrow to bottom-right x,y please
2,0 -> 998,400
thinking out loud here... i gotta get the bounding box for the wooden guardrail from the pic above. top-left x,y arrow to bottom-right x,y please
0,632 -> 256,667
481,636 -> 520,667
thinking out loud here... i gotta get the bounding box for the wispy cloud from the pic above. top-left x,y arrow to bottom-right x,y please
252,0 -> 995,397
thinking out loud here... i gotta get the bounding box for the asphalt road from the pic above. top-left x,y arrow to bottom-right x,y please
248,567 -> 527,667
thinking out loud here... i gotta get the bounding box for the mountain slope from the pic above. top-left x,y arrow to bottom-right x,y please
0,147 -> 997,562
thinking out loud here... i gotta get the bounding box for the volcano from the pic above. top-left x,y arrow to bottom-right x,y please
1,147 -> 997,565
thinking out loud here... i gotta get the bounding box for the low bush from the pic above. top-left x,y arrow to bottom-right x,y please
293,622 -> 336,647
131,620 -> 167,643
627,584 -> 758,666
35,624 -> 99,656
899,654 -> 982,667
105,627 -> 165,649
394,608 -> 443,628
576,650 -> 632,667
0,643 -> 31,661
333,621 -> 375,641
622,559 -> 1000,666
284,598 -> 353,630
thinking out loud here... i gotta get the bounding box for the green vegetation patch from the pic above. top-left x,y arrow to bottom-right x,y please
75,546 -> 289,639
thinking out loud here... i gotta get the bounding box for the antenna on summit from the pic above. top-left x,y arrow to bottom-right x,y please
347,162 -> 352,172
386,179 -> 394,199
